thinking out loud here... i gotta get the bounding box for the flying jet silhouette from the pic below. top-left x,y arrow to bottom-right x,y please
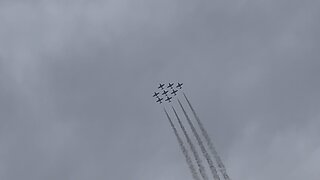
165,96 -> 172,102
171,89 -> 178,96
158,83 -> 165,90
167,83 -> 174,89
153,92 -> 160,97
156,97 -> 163,104
162,90 -> 169,96
176,83 -> 183,89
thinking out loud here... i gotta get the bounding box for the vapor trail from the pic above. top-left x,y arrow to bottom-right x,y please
178,100 -> 221,180
183,93 -> 231,180
172,106 -> 209,180
164,108 -> 201,180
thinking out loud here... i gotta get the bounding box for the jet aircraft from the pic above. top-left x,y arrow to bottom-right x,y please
165,96 -> 172,102
176,83 -> 183,89
156,97 -> 163,104
158,83 -> 165,90
153,92 -> 160,97
167,83 -> 174,89
162,90 -> 169,95
171,89 -> 178,96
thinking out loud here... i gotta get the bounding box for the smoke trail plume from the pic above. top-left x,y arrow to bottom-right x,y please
172,106 -> 209,180
164,108 -> 201,180
178,99 -> 221,180
183,93 -> 231,180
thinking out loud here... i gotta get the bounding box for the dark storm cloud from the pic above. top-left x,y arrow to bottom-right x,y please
0,0 -> 319,180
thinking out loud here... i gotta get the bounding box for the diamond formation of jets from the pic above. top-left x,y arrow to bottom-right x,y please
153,83 -> 183,104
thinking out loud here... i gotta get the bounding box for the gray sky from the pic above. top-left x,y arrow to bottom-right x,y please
0,0 -> 319,180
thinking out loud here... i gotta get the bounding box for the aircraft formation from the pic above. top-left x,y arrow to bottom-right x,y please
153,83 -> 183,104
153,84 -> 231,180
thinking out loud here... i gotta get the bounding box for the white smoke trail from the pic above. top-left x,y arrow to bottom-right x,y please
172,106 -> 209,180
178,99 -> 221,180
164,108 -> 201,180
183,93 -> 231,180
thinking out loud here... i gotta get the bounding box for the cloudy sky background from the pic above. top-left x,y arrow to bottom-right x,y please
0,0 -> 319,180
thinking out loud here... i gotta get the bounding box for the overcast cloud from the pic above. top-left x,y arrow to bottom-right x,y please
0,0 -> 319,180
